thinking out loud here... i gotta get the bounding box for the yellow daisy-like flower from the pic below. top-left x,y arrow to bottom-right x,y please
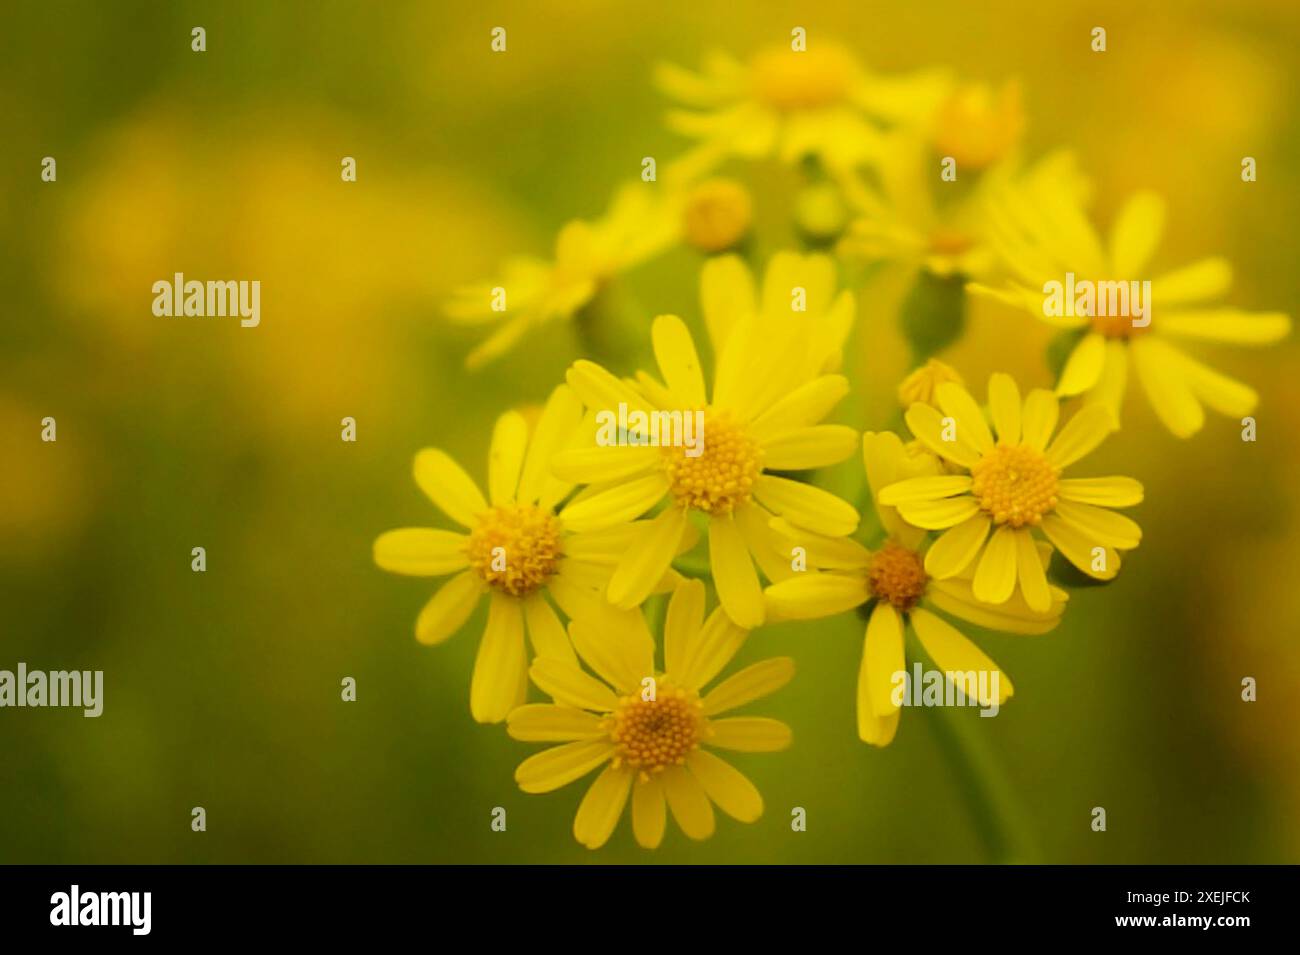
972,187 -> 1291,436
553,253 -> 860,628
656,43 -> 948,175
765,431 -> 1064,746
445,183 -> 680,368
372,385 -> 689,724
879,374 -> 1144,609
507,578 -> 793,849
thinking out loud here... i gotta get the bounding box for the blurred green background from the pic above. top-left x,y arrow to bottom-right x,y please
2,0 -> 1298,863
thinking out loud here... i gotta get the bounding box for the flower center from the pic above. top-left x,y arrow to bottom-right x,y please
970,444 -> 1060,527
661,407 -> 763,515
928,227 -> 975,257
750,45 -> 855,111
682,178 -> 753,253
1089,307 -> 1150,339
465,503 -> 563,597
867,540 -> 929,611
606,684 -> 703,778
931,83 -> 1024,171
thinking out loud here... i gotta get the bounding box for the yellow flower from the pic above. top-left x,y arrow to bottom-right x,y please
445,183 -> 679,368
507,578 -> 793,849
681,177 -> 753,253
552,252 -> 859,628
879,374 -> 1143,609
972,187 -> 1291,437
656,44 -> 948,175
898,358 -> 965,408
372,385 -> 689,723
765,431 -> 1064,745
931,80 -> 1025,172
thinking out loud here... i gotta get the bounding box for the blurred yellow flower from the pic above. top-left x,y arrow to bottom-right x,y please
552,253 -> 859,628
445,183 -> 680,368
973,188 -> 1292,436
373,385 -> 688,723
881,374 -> 1143,609
898,358 -> 965,408
657,44 -> 948,174
766,431 -> 1064,744
507,578 -> 793,849
931,80 -> 1025,172
681,177 -> 753,253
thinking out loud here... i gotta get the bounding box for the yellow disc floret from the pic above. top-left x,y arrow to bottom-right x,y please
662,408 -> 763,515
750,45 -> 856,111
465,503 -> 563,597
606,683 -> 704,780
970,444 -> 1059,527
867,540 -> 929,611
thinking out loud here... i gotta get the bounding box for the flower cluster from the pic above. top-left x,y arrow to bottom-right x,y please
376,40 -> 1290,849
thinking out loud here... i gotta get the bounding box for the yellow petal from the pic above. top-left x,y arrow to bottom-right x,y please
764,572 -> 868,622
570,611 -> 655,695
924,513 -> 991,578
680,606 -> 749,691
522,594 -> 576,664
413,448 -> 487,528
470,593 -> 527,723
664,577 -> 706,680
935,381 -> 994,453
896,495 -> 981,530
687,750 -> 763,822
759,425 -> 859,470
662,766 -> 715,840
515,739 -> 616,794
1086,339 -> 1129,424
1173,350 -> 1259,417
1130,337 -> 1204,438
877,475 -> 973,506
709,514 -> 766,628
1040,514 -> 1119,580
987,372 -> 1022,444
700,254 -> 757,355
507,704 -> 604,741
488,411 -> 529,505
1045,403 -> 1116,468
415,571 -> 483,645
551,445 -> 660,484
864,603 -> 905,717
909,608 -> 1012,705
1108,191 -> 1165,275
905,401 -> 981,468
557,473 -> 669,533
752,475 -> 859,536
705,717 -> 792,752
565,359 -> 651,417
972,525 -> 1018,604
702,657 -> 795,716
1020,388 -> 1060,451
530,657 -> 619,711
573,764 -> 633,849
1057,476 -> 1144,507
1056,332 -> 1107,397
373,528 -> 468,576
925,583 -> 1062,635
1151,256 -> 1232,305
1157,309 -> 1290,345
748,375 -> 849,442
651,314 -> 707,407
1014,528 -> 1051,613
518,384 -> 583,505
631,775 -> 667,849
607,506 -> 688,609
1054,499 -> 1142,549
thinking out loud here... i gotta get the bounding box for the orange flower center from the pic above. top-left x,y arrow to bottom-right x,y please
867,540 -> 929,611
606,683 -> 703,778
970,444 -> 1059,527
750,46 -> 856,111
661,408 -> 763,515
465,503 -> 563,597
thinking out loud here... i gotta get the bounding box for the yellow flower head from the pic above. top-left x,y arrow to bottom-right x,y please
898,357 -> 965,408
931,80 -> 1025,171
681,177 -> 753,253
765,430 -> 1065,746
552,252 -> 860,629
508,578 -> 793,849
972,185 -> 1291,437
880,374 -> 1144,610
445,183 -> 680,368
372,385 -> 691,723
656,44 -> 949,174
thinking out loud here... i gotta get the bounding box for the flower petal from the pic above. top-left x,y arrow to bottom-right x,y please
1045,403 -> 1116,468
515,739 -> 616,794
1054,499 -> 1142,549
631,775 -> 667,849
687,750 -> 763,822
764,572 -> 868,622
488,411 -> 529,505
662,766 -> 715,840
573,764 -> 633,849
413,449 -> 488,527
864,603 -> 905,718
530,657 -> 619,711
709,514 -> 766,628
909,608 -> 1012,706
895,494 -> 981,530
987,372 -> 1022,444
705,717 -> 792,752
373,528 -> 468,576
551,445 -> 660,484
470,593 -> 527,723
1151,256 -> 1231,305
1020,388 -> 1060,451
1130,337 -> 1204,438
1157,309 -> 1290,345
679,606 -> 749,691
607,506 -> 688,609
904,401 -> 981,468
972,525 -> 1018,605
558,473 -> 670,532
1108,191 -> 1165,275
518,384 -> 583,505
748,375 -> 849,442
507,704 -> 605,741
924,513 -> 991,578
522,594 -> 576,664
651,314 -> 707,407
759,425 -> 859,470
877,475 -> 972,506
752,475 -> 859,536
935,381 -> 994,453
415,571 -> 483,645
1056,332 -> 1107,397
1014,527 -> 1052,613
1040,514 -> 1120,580
1057,476 -> 1144,507
702,657 -> 795,716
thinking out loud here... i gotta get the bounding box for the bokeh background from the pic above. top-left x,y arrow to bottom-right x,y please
2,0 -> 1297,863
